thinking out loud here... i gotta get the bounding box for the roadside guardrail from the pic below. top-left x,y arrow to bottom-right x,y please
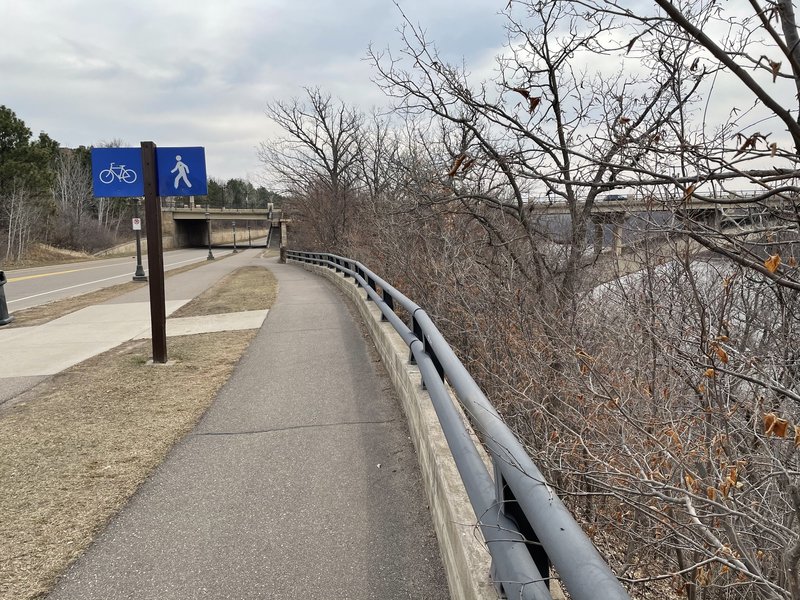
287,250 -> 629,600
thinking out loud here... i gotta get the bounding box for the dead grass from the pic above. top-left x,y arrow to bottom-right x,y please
3,244 -> 94,269
0,265 -> 277,600
170,265 -> 278,318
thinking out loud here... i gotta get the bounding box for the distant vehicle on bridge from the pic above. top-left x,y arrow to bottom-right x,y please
600,193 -> 629,202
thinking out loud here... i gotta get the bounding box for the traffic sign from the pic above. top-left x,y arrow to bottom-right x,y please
91,148 -> 144,197
132,217 -> 142,230
156,147 -> 208,197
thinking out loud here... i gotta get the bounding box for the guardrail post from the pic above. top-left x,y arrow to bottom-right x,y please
422,335 -> 445,390
382,292 -> 393,321
494,459 -> 551,591
365,274 -> 376,302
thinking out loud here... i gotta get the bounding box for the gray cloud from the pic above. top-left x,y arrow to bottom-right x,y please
1,0 -> 506,180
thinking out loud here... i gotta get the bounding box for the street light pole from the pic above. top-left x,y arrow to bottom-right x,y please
232,220 -> 238,253
206,204 -> 215,261
132,198 -> 147,281
247,223 -> 252,248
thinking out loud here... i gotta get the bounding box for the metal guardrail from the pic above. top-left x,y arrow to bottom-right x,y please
287,251 -> 629,600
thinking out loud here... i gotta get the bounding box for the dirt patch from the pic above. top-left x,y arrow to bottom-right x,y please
0,264 -> 278,600
170,265 -> 277,318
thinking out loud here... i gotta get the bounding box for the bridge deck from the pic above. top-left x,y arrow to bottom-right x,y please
171,207 -> 273,221
48,257 -> 448,599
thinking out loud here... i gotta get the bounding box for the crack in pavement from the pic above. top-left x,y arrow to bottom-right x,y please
194,418 -> 396,438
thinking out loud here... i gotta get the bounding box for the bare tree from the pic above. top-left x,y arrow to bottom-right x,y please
51,148 -> 91,245
358,2 -> 800,598
2,183 -> 41,261
259,88 -> 365,250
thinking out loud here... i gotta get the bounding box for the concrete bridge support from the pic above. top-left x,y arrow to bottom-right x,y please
591,212 -> 626,257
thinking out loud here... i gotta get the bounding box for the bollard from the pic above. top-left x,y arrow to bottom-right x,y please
0,271 -> 13,326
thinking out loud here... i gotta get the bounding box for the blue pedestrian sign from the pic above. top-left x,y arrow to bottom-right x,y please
91,145 -> 208,198
91,148 -> 144,197
156,147 -> 208,197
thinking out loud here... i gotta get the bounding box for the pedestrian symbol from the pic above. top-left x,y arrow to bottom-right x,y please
156,147 -> 207,196
171,155 -> 191,189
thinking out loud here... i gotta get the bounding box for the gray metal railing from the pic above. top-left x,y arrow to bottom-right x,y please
287,250 -> 630,600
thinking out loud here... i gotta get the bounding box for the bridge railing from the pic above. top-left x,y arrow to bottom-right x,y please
286,250 -> 629,600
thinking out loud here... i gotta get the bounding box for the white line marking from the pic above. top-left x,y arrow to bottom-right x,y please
7,255 -> 219,305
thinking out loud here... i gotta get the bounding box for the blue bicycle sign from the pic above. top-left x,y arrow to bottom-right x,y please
99,162 -> 138,185
91,148 -> 144,197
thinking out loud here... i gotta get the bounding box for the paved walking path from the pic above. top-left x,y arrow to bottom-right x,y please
46,256 -> 448,599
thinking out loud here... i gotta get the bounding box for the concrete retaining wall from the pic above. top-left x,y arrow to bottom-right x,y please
299,262 -> 497,600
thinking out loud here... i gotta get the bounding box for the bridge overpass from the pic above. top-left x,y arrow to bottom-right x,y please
531,192 -> 792,255
160,207 -> 286,249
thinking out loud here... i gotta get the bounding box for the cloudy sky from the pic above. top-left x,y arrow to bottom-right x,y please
1,1 -> 506,184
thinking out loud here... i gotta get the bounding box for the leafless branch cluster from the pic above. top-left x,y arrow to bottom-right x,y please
261,1 -> 800,597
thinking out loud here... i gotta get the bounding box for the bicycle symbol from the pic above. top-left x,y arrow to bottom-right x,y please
99,163 -> 138,185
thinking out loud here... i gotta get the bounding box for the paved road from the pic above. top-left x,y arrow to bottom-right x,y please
48,257 -> 449,599
3,248 -> 234,311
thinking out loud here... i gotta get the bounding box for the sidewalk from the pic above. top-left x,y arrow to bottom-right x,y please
46,257 -> 448,599
0,251 -> 270,406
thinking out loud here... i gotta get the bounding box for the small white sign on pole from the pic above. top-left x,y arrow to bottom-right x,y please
132,217 -> 142,231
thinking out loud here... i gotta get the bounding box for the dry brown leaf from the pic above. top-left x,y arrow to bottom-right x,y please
714,345 -> 729,364
727,467 -> 738,485
770,60 -> 781,83
735,134 -> 758,156
764,254 -> 781,273
511,87 -> 530,99
696,566 -> 711,586
770,142 -> 778,156
704,368 -> 716,378
764,412 -> 777,434
683,184 -> 696,201
789,257 -> 798,268
795,425 -> 800,448
447,154 -> 466,177
720,481 -> 731,498
764,412 -> 789,437
706,486 -> 717,500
